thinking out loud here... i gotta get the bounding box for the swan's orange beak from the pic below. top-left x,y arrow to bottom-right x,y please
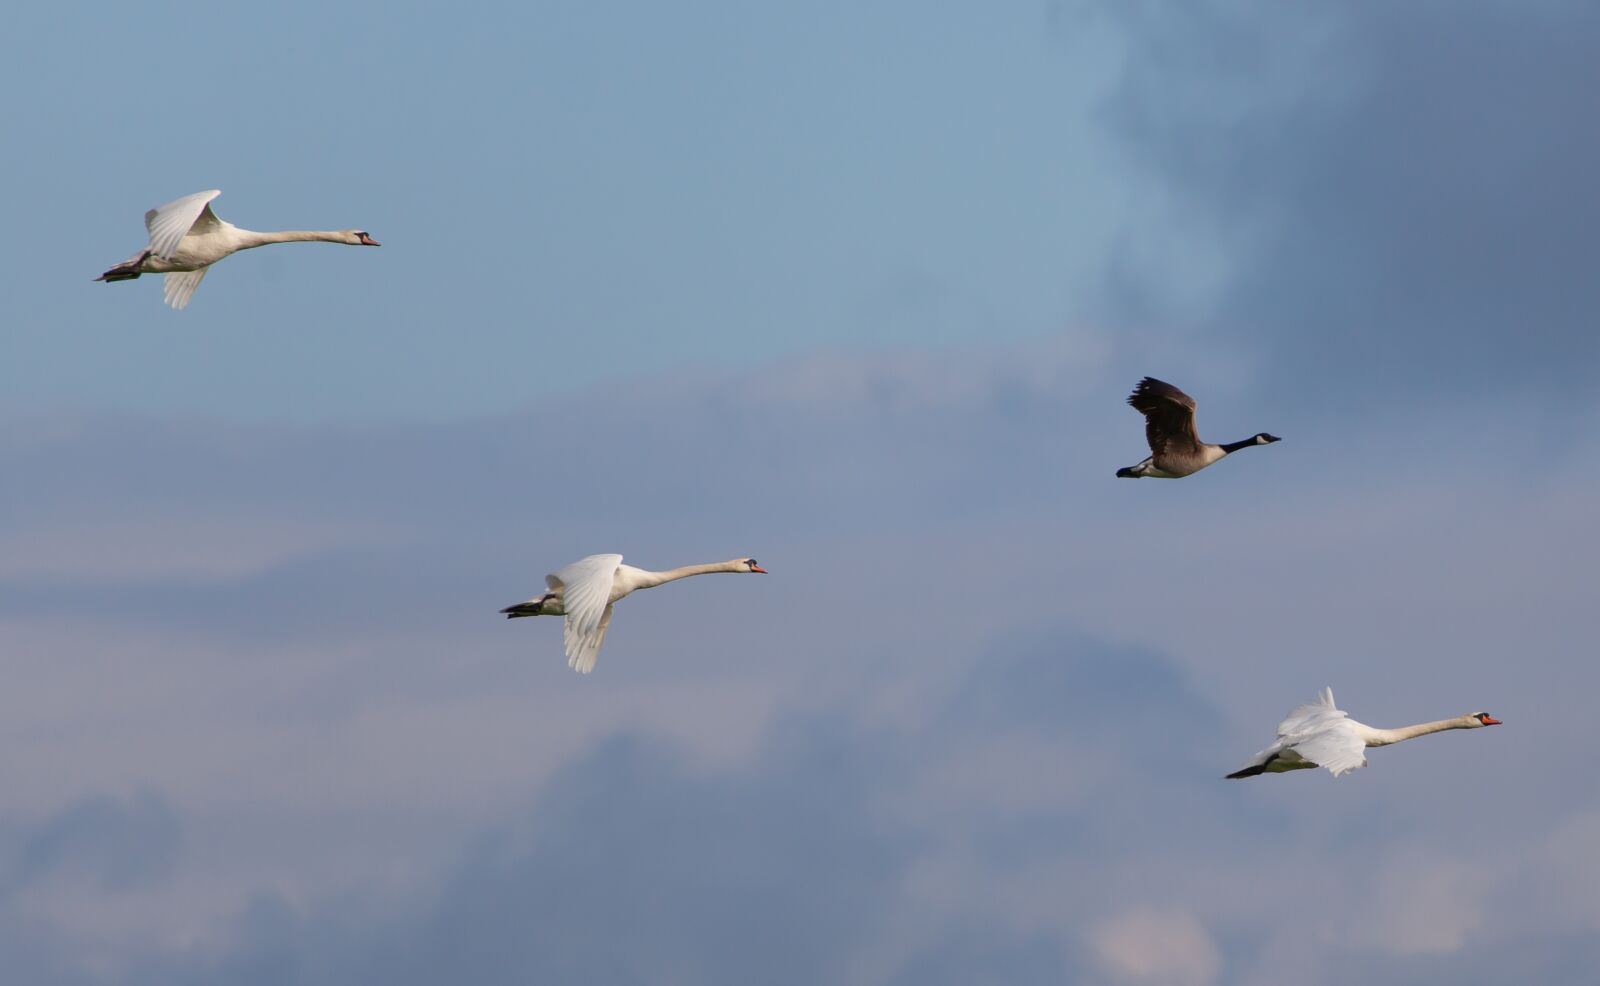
750,564 -> 768,574
358,233 -> 380,246
1481,715 -> 1502,725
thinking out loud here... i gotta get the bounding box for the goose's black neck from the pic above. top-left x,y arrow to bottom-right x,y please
1218,437 -> 1257,454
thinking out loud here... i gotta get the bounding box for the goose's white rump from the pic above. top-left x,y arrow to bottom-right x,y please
96,189 -> 380,309
1227,687 -> 1502,779
500,553 -> 767,673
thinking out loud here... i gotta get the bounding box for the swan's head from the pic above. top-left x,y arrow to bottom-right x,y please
343,230 -> 381,246
1468,712 -> 1502,727
1254,433 -> 1282,445
738,558 -> 767,574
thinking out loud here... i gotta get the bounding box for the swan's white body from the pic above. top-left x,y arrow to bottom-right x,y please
97,190 -> 379,309
501,553 -> 766,673
1228,688 -> 1501,779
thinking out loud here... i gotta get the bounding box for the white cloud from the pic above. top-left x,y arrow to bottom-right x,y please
1351,856 -> 1487,956
1090,907 -> 1223,986
0,516 -> 394,583
1538,809 -> 1600,930
0,338 -> 1596,983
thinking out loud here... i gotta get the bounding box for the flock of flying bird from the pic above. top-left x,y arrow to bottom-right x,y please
97,189 -> 1503,781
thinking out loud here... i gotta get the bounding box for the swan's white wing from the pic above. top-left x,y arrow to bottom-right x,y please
1271,689 -> 1366,777
548,553 -> 622,601
189,200 -> 224,235
162,269 -> 207,310
144,190 -> 222,260
549,553 -> 622,673
1277,687 -> 1346,737
1288,721 -> 1369,777
568,603 -> 614,674
1231,687 -> 1361,778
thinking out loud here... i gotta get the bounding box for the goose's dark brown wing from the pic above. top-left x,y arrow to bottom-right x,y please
1127,377 -> 1201,456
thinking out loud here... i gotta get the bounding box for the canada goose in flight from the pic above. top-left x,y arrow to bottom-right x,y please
1116,377 -> 1280,478
500,553 -> 767,673
1227,688 -> 1501,779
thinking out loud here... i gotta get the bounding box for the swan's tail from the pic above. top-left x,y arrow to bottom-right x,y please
501,594 -> 556,619
96,252 -> 148,283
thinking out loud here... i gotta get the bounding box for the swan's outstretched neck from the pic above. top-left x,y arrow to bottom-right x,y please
631,561 -> 746,589
1359,717 -> 1477,747
235,229 -> 358,249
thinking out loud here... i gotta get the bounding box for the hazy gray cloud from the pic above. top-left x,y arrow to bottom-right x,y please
2,791 -> 180,897
4,3 -> 1594,984
1097,3 -> 1600,406
1,337 -> 1595,983
52,625 -> 1222,986
1089,907 -> 1222,986
41,601 -> 1585,986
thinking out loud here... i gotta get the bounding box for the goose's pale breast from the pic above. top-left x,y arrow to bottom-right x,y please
1153,443 -> 1227,477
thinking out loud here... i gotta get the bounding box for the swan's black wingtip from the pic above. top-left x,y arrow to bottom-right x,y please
1225,765 -> 1265,780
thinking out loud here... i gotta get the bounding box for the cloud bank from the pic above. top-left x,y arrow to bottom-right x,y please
2,330 -> 1595,983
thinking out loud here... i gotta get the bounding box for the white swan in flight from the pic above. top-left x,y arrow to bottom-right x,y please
1228,687 -> 1501,778
500,554 -> 767,673
96,190 -> 379,309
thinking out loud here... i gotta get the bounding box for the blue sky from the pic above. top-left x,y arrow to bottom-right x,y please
4,1 -> 1146,420
3,3 -> 1599,985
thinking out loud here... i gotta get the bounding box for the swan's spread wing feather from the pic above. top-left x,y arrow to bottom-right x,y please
1277,687 -> 1344,737
1232,687 -> 1363,778
549,554 -> 623,605
551,554 -> 622,673
1127,377 -> 1202,456
189,201 -> 224,235
568,603 -> 614,674
162,269 -> 207,310
1290,724 -> 1369,777
145,190 -> 222,260
1274,689 -> 1366,777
